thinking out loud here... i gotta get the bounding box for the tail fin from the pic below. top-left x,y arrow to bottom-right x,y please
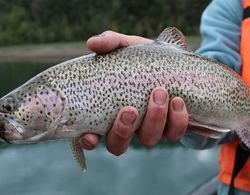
236,127 -> 250,149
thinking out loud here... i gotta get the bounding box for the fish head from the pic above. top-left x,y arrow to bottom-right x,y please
0,82 -> 64,144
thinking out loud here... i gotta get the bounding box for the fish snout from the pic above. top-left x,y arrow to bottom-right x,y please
0,117 -> 11,143
0,114 -> 24,143
0,121 -> 6,132
0,120 -> 7,142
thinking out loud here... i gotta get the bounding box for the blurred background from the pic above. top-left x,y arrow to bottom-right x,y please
0,0 -> 210,45
0,1 -> 220,195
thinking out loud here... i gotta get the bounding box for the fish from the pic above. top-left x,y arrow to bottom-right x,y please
0,27 -> 249,171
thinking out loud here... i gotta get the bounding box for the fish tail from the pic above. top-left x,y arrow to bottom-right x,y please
236,127 -> 250,149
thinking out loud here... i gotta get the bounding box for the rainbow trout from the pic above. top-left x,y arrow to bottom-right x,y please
0,27 -> 249,171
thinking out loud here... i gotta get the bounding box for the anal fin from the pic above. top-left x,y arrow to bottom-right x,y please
188,121 -> 231,139
69,137 -> 87,172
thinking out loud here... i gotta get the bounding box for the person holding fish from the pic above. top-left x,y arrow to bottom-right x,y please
81,0 -> 250,194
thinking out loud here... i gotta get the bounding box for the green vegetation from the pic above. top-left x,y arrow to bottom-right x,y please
0,0 -> 210,46
0,36 -> 201,61
0,36 -> 200,52
0,41 -> 84,52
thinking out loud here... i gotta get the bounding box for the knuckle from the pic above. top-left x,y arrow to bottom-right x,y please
170,133 -> 183,141
85,146 -> 96,150
147,107 -> 167,122
114,125 -> 135,140
166,124 -> 187,141
107,146 -> 126,156
169,111 -> 188,125
140,140 -> 157,147
103,30 -> 113,34
138,131 -> 159,147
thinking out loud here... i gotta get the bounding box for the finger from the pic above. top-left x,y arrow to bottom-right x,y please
164,97 -> 188,141
138,87 -> 169,147
86,30 -> 153,53
106,106 -> 139,156
79,133 -> 100,150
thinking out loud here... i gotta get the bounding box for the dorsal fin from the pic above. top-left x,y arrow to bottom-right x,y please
156,27 -> 188,49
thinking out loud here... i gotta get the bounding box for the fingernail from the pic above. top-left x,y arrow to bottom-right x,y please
172,98 -> 184,112
153,89 -> 167,105
121,111 -> 137,126
80,138 -> 94,148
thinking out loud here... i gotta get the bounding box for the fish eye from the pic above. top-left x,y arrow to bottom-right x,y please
0,97 -> 17,113
4,104 -> 12,112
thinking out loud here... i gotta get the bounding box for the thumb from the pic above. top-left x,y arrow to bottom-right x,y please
86,30 -> 153,54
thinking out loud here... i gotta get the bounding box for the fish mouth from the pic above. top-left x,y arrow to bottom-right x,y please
0,119 -> 11,143
0,113 -> 51,144
0,113 -> 24,144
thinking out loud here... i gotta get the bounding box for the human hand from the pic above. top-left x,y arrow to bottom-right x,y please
79,31 -> 189,155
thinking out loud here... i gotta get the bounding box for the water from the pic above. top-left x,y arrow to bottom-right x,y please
0,61 -> 219,195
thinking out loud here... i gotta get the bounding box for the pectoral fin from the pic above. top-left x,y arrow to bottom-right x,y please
69,138 -> 87,172
188,120 -> 231,139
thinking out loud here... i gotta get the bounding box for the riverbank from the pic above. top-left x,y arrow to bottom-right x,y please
0,36 -> 200,62
0,42 -> 90,62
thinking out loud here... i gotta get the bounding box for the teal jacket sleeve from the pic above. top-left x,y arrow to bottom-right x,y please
181,0 -> 243,149
196,0 -> 242,73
